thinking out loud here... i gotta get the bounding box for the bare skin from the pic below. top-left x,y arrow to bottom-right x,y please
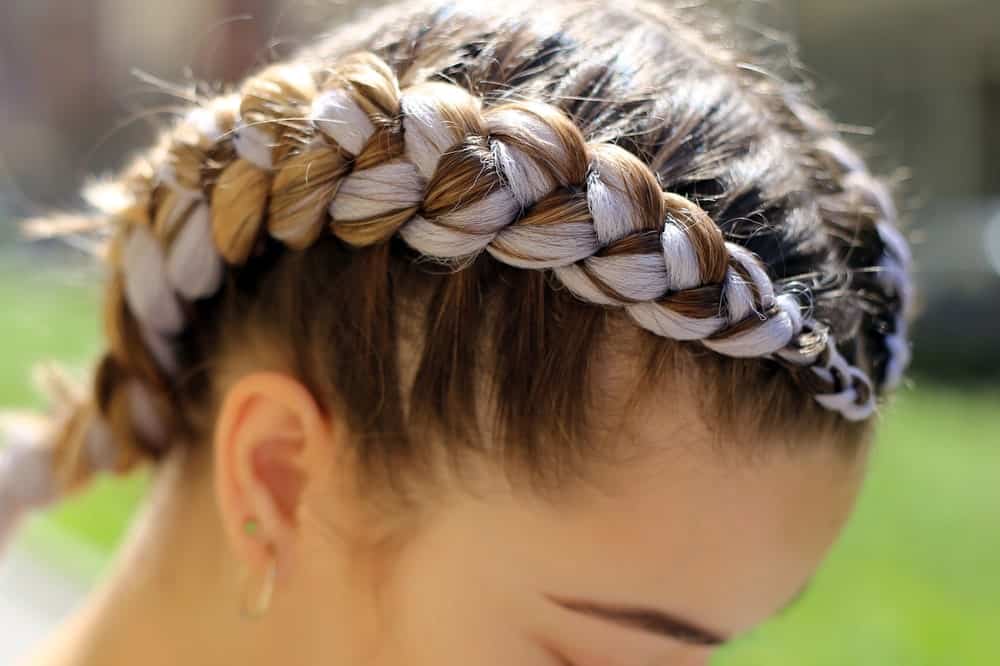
25,369 -> 869,666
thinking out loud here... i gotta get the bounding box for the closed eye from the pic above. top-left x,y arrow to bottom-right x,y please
545,592 -> 728,647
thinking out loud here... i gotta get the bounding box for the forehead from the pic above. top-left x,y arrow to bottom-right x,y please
390,310 -> 867,636
539,403 -> 869,637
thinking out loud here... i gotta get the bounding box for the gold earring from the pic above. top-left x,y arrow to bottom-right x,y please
240,519 -> 277,619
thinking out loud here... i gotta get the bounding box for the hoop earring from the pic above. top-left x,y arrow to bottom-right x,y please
241,545 -> 278,620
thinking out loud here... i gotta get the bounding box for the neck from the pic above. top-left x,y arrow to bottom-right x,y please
25,445 -> 272,666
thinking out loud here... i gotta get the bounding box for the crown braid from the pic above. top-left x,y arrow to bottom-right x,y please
0,49 -> 912,546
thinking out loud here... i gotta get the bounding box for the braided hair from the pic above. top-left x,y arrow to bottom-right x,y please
0,0 -> 913,546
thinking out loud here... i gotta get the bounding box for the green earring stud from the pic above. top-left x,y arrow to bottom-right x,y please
243,518 -> 259,537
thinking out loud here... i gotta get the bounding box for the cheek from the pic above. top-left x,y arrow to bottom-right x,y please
672,651 -> 715,666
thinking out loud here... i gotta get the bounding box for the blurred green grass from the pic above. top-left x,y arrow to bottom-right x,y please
1,255 -> 998,665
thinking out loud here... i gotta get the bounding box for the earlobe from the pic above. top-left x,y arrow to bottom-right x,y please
213,371 -> 328,572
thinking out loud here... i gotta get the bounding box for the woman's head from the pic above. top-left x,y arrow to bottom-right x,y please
1,0 -> 912,662
199,369 -> 867,665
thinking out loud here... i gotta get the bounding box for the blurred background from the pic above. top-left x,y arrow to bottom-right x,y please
0,0 -> 998,664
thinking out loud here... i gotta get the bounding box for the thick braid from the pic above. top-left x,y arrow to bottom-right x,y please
0,50 -> 913,546
155,51 -> 907,420
0,118 -> 203,545
783,98 -> 914,393
813,135 -> 914,392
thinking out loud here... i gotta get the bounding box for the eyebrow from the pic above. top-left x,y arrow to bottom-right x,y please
545,578 -> 814,649
545,593 -> 729,647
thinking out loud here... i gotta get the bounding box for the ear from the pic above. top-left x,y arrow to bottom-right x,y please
214,371 -> 332,576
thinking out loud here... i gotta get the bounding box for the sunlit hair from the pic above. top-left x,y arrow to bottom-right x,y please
0,0 -> 913,545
